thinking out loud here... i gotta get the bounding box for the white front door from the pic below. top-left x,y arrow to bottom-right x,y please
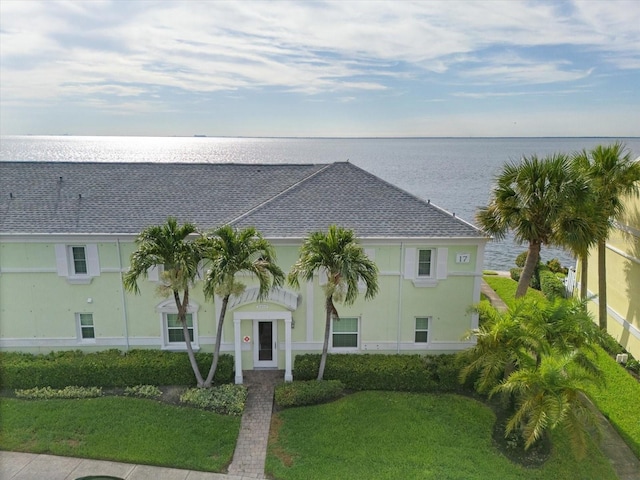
253,320 -> 278,368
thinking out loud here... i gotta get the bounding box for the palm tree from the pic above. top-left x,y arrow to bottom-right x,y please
573,142 -> 640,329
123,217 -> 205,386
493,351 -> 602,457
477,154 -> 588,298
459,301 -> 540,394
200,225 -> 284,388
287,225 -> 378,380
555,172 -> 606,300
461,297 -> 604,457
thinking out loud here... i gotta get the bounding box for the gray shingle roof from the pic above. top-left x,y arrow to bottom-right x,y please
0,161 -> 484,238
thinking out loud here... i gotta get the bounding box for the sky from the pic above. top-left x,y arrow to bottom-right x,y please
1,0 -> 639,138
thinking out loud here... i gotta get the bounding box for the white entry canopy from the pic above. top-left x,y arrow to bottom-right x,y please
229,287 -> 299,311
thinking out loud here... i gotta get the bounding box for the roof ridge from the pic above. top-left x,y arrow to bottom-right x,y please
226,163 -> 333,226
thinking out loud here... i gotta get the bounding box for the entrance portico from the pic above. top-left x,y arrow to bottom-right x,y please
229,287 -> 298,384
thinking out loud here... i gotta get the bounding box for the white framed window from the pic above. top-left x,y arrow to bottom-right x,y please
70,246 -> 88,275
55,244 -> 100,284
404,247 -> 448,285
417,249 -> 433,277
331,317 -> 359,349
166,313 -> 194,343
157,299 -> 200,350
415,317 -> 430,343
76,313 -> 95,341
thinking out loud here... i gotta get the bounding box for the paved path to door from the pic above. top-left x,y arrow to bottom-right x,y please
227,370 -> 282,479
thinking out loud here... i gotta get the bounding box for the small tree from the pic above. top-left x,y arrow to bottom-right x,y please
460,297 -> 603,457
123,217 -> 205,386
200,225 -> 284,388
288,225 -> 378,380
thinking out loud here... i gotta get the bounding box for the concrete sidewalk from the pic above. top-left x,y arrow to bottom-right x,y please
0,451 -> 252,480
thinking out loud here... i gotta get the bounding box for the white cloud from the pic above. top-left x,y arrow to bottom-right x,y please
0,0 -> 638,135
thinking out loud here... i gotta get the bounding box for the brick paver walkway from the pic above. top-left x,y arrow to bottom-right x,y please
227,370 -> 282,479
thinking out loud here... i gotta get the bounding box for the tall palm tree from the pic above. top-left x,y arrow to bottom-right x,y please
573,142 -> 640,329
123,217 -> 205,386
477,154 -> 588,298
200,225 -> 284,388
555,166 -> 607,300
287,225 -> 378,380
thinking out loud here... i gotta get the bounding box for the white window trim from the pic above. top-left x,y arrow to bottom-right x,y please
414,316 -> 431,344
404,247 -> 448,287
75,312 -> 95,343
156,299 -> 200,351
417,249 -> 434,278
329,316 -> 360,352
55,244 -> 100,284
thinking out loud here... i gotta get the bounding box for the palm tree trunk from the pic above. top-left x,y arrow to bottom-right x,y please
597,239 -> 608,330
580,255 -> 588,300
516,241 -> 541,298
174,289 -> 205,387
204,295 -> 229,387
317,296 -> 333,381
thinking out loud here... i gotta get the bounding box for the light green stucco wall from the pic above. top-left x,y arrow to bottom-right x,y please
0,238 -> 484,360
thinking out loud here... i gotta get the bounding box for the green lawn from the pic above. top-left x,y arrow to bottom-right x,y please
585,346 -> 640,458
483,275 -> 545,308
266,391 -> 617,480
0,396 -> 240,472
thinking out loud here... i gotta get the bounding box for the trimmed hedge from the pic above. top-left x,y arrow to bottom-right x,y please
293,354 -> 461,392
180,384 -> 248,416
0,349 -> 234,389
275,380 -> 344,408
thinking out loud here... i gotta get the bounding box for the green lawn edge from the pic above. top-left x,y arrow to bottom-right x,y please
266,391 -> 617,480
0,396 -> 240,472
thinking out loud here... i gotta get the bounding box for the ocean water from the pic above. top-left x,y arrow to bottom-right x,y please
2,135 -> 639,270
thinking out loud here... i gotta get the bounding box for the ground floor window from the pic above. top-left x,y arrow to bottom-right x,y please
332,317 -> 359,348
77,313 -> 95,340
166,313 -> 193,343
415,316 -> 430,343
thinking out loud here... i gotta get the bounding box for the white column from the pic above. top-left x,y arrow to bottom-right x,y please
234,316 -> 243,384
284,314 -> 293,382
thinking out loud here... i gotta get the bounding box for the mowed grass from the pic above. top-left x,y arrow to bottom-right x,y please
584,346 -> 640,458
0,396 -> 240,472
483,275 -> 545,308
266,391 -> 617,480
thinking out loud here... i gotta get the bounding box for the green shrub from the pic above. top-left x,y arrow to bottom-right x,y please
510,267 -> 521,282
275,380 -> 344,408
540,270 -> 566,300
180,384 -> 248,416
293,354 -> 461,393
626,358 -> 640,375
546,258 -> 568,275
515,251 -> 528,268
0,349 -> 234,389
124,384 -> 163,399
14,386 -> 102,399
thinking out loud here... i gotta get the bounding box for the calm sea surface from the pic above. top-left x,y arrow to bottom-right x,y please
2,135 -> 639,270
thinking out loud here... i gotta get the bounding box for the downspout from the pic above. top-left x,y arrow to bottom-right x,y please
396,242 -> 404,354
117,238 -> 130,351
